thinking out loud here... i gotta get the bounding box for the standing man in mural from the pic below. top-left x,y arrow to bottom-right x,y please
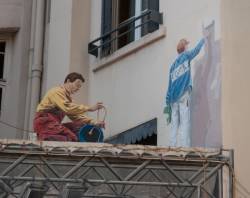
33,72 -> 105,142
164,31 -> 209,147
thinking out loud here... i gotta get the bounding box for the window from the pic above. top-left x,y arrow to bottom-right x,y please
88,0 -> 162,57
141,0 -> 159,36
0,41 -> 6,80
0,87 -> 2,112
0,40 -> 10,115
101,0 -> 160,56
116,0 -> 135,49
0,41 -> 6,113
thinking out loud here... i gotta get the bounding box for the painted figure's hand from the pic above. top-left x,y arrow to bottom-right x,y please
89,102 -> 104,112
69,133 -> 78,142
164,104 -> 172,125
95,121 -> 105,129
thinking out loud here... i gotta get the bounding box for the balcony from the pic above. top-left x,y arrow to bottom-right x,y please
88,9 -> 163,58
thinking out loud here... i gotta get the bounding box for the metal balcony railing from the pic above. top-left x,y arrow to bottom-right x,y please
88,9 -> 163,58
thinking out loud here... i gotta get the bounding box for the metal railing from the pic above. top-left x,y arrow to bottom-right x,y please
88,9 -> 163,57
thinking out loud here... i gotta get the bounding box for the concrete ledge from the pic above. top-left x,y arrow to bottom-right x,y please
0,139 -> 221,158
92,26 -> 166,73
0,27 -> 19,36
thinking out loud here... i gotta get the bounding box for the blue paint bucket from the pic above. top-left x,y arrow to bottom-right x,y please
78,124 -> 104,143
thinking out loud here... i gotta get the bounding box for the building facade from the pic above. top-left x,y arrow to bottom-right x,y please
0,0 -> 249,197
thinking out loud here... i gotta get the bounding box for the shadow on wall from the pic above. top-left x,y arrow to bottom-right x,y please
191,21 -> 222,148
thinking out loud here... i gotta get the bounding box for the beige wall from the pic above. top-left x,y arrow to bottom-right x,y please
222,0 -> 250,197
42,0 -> 91,105
42,0 -> 73,92
70,0 -> 91,105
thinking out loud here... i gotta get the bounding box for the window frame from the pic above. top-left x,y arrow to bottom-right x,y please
99,0 -> 161,58
0,38 -> 12,116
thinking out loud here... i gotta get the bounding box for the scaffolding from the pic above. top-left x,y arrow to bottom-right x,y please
0,140 -> 233,198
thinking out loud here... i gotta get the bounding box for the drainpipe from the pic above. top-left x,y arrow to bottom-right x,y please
23,0 -> 37,139
28,0 -> 46,140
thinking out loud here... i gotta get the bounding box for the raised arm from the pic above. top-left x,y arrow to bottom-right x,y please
186,38 -> 205,60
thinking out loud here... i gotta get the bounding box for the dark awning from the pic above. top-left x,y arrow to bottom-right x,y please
105,118 -> 157,144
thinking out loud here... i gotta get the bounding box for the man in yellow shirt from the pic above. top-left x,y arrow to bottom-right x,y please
33,72 -> 105,141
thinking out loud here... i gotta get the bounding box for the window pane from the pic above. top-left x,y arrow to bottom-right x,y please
0,54 -> 4,79
101,0 -> 113,57
0,87 -> 2,112
0,42 -> 6,53
141,0 -> 159,36
117,0 -> 135,49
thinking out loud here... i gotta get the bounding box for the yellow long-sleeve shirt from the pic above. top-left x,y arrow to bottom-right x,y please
37,86 -> 95,124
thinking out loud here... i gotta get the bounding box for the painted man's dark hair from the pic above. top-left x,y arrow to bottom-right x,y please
64,72 -> 85,83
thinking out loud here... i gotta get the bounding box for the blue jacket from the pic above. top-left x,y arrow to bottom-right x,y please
166,39 -> 205,104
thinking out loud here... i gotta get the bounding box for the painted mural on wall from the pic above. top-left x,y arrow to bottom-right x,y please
165,21 -> 221,148
191,21 -> 221,148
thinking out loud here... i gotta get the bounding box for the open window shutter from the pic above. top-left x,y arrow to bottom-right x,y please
101,0 -> 113,56
141,0 -> 159,36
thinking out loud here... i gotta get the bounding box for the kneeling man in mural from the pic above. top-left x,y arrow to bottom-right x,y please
33,72 -> 105,142
164,31 -> 209,147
